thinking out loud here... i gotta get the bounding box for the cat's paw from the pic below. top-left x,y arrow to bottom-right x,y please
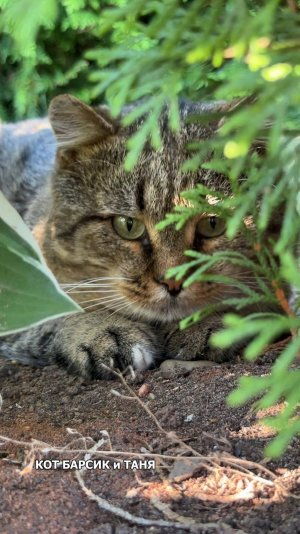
165,320 -> 243,363
53,314 -> 159,379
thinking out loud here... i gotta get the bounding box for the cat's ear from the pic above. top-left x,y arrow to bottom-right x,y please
49,94 -> 118,149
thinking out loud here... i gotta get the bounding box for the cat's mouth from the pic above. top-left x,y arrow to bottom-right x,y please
63,277 -> 220,324
122,282 -> 217,323
142,300 -> 200,323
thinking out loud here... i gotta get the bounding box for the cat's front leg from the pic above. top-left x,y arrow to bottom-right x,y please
55,311 -> 162,379
0,311 -> 162,379
164,316 -> 244,363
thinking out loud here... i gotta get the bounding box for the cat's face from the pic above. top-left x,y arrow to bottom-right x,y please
44,95 -> 254,323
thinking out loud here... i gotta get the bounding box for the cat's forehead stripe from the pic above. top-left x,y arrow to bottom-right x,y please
85,146 -> 191,219
66,114 -> 230,225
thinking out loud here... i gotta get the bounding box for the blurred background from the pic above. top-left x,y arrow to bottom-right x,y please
0,1 -> 114,120
0,0 -> 244,122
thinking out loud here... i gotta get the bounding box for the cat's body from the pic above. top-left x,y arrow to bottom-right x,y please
0,118 -> 55,218
0,96 -> 282,379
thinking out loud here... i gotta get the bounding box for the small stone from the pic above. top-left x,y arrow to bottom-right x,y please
169,457 -> 202,482
159,359 -> 217,378
138,383 -> 151,397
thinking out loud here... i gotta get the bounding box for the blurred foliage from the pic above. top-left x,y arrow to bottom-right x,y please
1,0 -> 300,457
0,0 -> 104,120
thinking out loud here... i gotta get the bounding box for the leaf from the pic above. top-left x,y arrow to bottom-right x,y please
0,192 -> 45,262
280,251 -> 300,289
0,193 -> 81,336
264,418 -> 300,458
210,316 -> 260,348
1,0 -> 58,57
227,375 -> 271,406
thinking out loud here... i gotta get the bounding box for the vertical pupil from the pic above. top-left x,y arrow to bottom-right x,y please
210,216 -> 216,229
126,217 -> 134,231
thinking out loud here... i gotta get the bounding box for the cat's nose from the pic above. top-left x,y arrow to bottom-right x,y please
157,276 -> 183,297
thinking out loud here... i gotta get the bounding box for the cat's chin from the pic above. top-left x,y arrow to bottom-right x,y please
128,300 -> 200,324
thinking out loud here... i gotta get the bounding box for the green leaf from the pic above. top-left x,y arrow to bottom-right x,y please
210,316 -> 260,348
0,0 -> 58,57
0,193 -> 81,336
227,375 -> 271,406
280,251 -> 300,289
264,418 -> 300,458
244,320 -> 289,360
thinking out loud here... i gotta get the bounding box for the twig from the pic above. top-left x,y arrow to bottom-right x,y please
2,430 -> 292,500
150,495 -> 197,525
105,364 -> 205,458
0,434 -> 193,461
75,469 -> 223,531
0,364 -> 297,505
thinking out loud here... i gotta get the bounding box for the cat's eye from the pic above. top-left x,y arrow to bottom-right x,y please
112,216 -> 146,240
197,216 -> 226,238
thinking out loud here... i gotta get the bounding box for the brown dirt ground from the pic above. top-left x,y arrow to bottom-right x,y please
0,338 -> 299,534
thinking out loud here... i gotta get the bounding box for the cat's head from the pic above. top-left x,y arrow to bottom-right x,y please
44,94 -> 256,323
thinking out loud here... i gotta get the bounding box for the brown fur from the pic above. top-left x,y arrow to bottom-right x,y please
0,95 -> 282,378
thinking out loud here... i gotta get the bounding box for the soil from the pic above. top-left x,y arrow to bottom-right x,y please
0,338 -> 299,534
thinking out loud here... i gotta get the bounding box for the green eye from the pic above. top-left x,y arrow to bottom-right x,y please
112,216 -> 146,240
197,216 -> 226,238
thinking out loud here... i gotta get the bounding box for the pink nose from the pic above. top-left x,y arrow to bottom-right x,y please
158,277 -> 183,296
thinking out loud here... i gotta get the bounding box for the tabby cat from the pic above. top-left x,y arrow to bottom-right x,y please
0,95 -> 281,379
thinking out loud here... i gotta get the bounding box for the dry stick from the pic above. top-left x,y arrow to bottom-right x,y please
221,455 -> 279,481
0,435 -> 198,461
105,364 -> 205,458
0,434 -> 227,466
0,369 -> 295,499
151,495 -> 248,534
1,431 -> 295,498
150,496 -> 197,525
0,434 -> 297,499
0,421 -> 287,491
101,368 -> 293,506
108,366 -> 297,498
0,362 -> 288,491
111,364 -> 226,498
105,365 -> 285,487
75,469 -> 224,532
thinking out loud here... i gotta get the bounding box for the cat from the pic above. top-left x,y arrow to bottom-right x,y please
0,95 -> 283,379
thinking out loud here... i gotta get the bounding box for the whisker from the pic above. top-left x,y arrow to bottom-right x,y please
62,278 -> 133,293
80,295 -> 119,304
61,276 -> 133,286
65,287 -> 118,294
79,295 -> 123,305
63,283 -> 113,287
65,285 -> 120,288
80,299 -> 135,316
65,289 -> 122,294
63,286 -> 113,293
105,299 -> 138,319
82,296 -> 126,311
